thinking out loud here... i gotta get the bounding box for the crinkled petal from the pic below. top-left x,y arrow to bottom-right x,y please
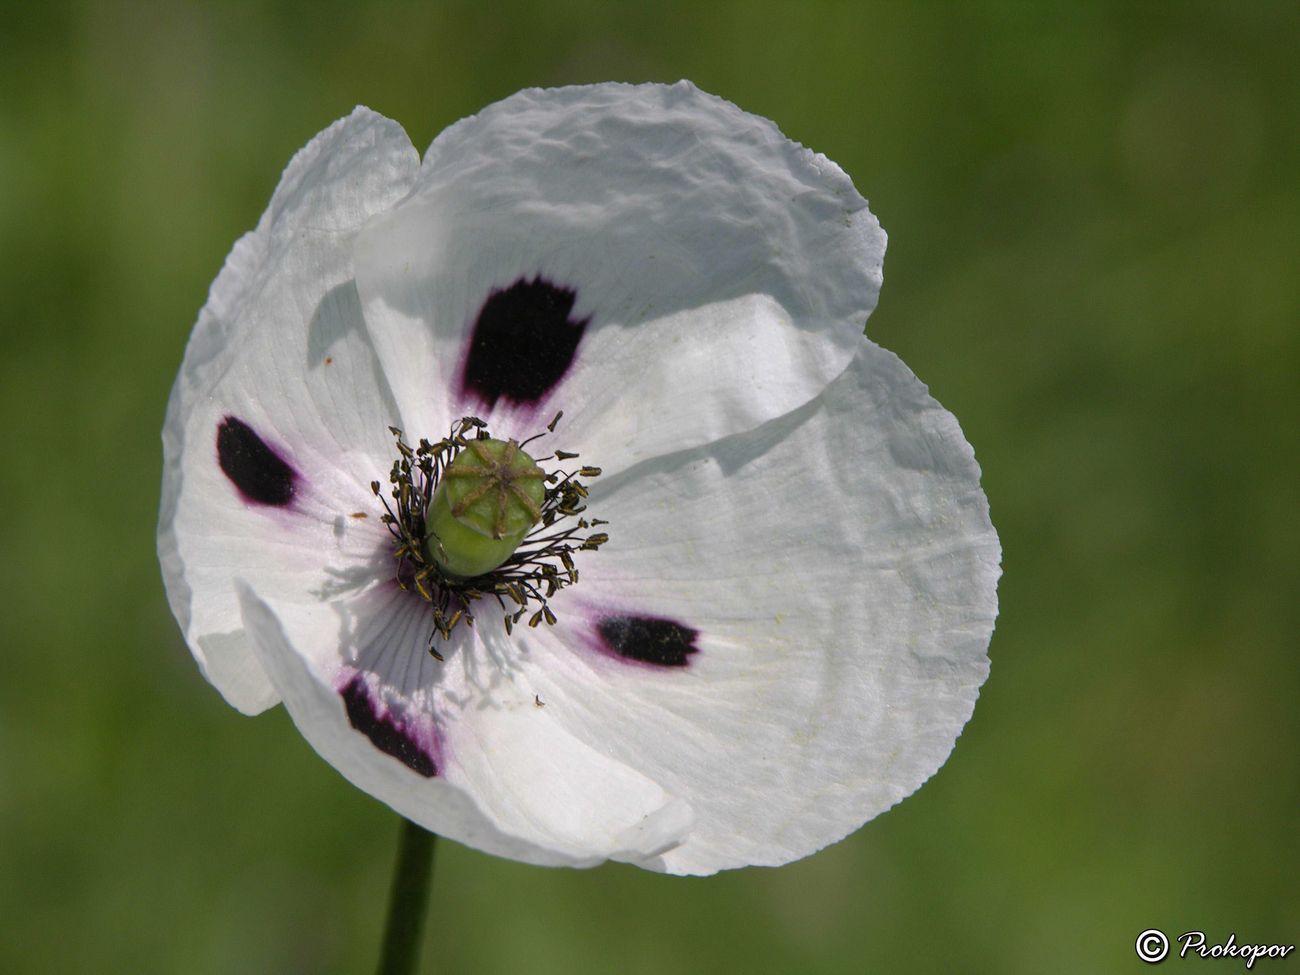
513,341 -> 1000,874
159,108 -> 420,713
162,91 -> 999,876
352,82 -> 885,467
234,581 -> 694,864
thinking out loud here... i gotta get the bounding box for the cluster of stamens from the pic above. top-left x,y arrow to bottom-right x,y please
371,413 -> 608,658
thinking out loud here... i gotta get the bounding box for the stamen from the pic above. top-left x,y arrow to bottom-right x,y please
374,415 -> 609,656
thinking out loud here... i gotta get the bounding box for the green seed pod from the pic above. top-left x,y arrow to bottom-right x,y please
424,438 -> 546,579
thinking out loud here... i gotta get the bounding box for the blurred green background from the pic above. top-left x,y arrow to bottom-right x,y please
2,1 -> 1296,972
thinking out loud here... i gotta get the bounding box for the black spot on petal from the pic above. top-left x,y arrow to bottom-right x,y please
216,417 -> 297,506
460,277 -> 589,408
341,676 -> 437,777
597,615 -> 699,667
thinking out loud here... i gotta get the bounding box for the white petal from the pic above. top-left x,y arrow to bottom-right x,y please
518,340 -> 1000,874
353,81 -> 885,467
159,108 -> 420,713
234,581 -> 694,865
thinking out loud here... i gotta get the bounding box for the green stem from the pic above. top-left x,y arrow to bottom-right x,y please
376,818 -> 437,975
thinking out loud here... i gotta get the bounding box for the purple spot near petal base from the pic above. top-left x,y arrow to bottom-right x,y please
341,676 -> 438,777
597,615 -> 699,668
459,277 -> 589,410
217,417 -> 297,506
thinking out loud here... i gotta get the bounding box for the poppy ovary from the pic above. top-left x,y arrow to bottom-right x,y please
424,438 -> 547,579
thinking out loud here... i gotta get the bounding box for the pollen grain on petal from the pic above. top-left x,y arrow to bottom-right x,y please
216,416 -> 298,506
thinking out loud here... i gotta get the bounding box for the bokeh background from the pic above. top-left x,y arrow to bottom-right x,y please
2,1 -> 1296,972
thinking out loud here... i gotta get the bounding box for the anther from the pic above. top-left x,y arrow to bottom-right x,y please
376,417 -> 608,652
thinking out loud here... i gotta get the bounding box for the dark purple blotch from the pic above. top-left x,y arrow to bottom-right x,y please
216,417 -> 297,506
597,615 -> 699,667
341,676 -> 437,777
459,277 -> 589,409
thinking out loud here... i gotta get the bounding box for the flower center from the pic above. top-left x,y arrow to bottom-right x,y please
425,438 -> 547,579
372,415 -> 609,655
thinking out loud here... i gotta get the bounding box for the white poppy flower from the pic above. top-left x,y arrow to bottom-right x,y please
158,81 -> 1000,876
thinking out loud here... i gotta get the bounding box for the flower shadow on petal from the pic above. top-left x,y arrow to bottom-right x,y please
314,547 -> 532,728
305,279 -> 402,421
325,581 -> 458,775
591,383 -> 823,505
